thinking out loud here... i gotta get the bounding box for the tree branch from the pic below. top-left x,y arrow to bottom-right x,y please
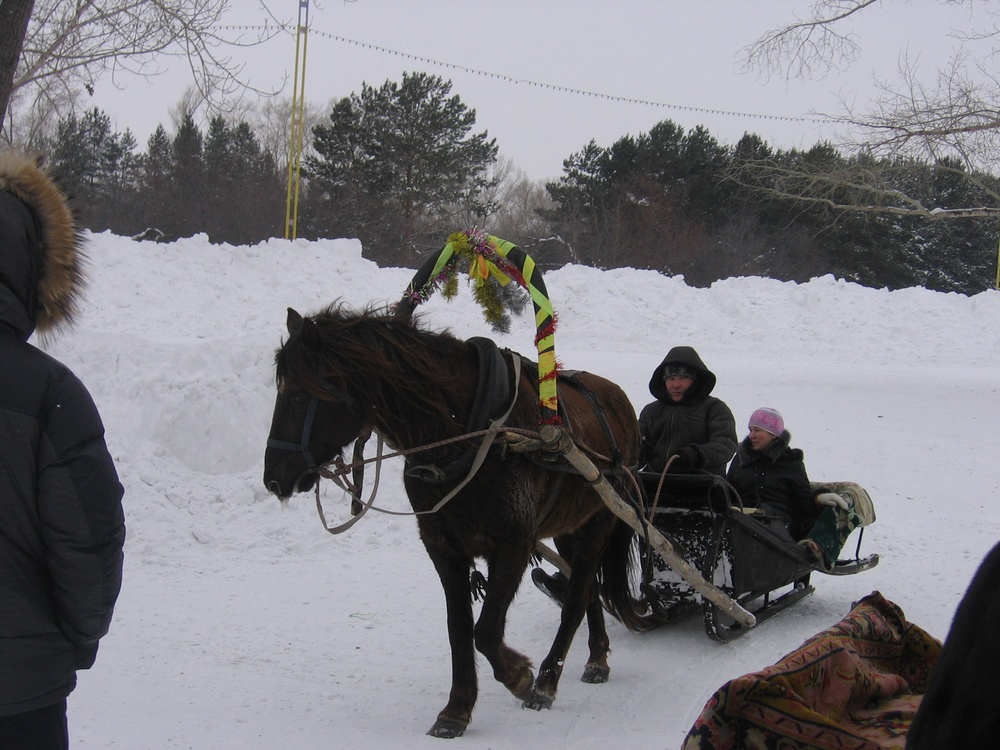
4,0 -> 285,135
740,0 -> 881,80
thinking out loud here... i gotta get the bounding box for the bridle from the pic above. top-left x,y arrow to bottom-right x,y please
267,394 -> 320,470
266,380 -> 358,473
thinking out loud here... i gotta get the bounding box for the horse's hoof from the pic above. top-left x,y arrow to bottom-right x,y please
508,669 -> 535,702
581,664 -> 610,684
427,717 -> 468,739
522,686 -> 554,711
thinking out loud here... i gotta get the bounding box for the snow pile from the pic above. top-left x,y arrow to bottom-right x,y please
44,232 -> 1000,748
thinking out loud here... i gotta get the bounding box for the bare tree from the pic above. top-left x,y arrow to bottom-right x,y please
742,1 -> 1000,170
489,162 -> 555,244
729,150 -> 1000,220
1,0 -> 283,144
447,155 -> 555,245
739,1 -> 1000,220
249,95 -> 325,172
741,0 -> 880,82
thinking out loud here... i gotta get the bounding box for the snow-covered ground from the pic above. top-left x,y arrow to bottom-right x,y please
45,232 -> 1000,748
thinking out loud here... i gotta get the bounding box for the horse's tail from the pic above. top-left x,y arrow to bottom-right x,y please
599,519 -> 657,632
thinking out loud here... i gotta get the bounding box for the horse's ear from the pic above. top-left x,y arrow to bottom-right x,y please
284,308 -> 322,368
300,316 -> 322,353
287,308 -> 304,336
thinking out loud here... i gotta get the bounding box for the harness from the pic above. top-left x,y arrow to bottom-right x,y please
270,335 -> 631,535
404,336 -> 513,485
527,367 -> 629,531
405,342 -> 626,487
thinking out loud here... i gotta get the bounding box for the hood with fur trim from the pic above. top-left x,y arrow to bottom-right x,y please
0,151 -> 83,340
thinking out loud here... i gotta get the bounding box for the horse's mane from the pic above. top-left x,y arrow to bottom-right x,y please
276,303 -> 479,441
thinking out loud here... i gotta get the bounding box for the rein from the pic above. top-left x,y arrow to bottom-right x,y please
289,354 -> 627,537
313,431 -> 386,534
312,424 -> 624,533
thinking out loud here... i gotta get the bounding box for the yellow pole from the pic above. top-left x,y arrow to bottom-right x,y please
284,0 -> 310,239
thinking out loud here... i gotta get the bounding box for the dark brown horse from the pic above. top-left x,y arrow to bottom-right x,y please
263,304 -> 647,738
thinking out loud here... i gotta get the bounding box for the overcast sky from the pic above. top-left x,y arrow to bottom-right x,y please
90,0 -> 986,181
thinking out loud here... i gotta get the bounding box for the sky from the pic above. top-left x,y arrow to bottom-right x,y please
87,0 -> 991,181
39,229 -> 1000,748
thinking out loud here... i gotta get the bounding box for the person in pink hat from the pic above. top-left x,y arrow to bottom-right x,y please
725,407 -> 848,566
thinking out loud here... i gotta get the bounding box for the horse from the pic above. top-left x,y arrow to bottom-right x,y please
263,304 -> 648,738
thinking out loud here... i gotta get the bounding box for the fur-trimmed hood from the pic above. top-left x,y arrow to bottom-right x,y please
0,151 -> 83,339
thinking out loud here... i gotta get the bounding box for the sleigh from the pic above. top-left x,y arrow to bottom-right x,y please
532,468 -> 879,642
634,472 -> 879,641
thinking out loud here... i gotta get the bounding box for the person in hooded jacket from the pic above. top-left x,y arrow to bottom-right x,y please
638,346 -> 737,476
0,152 -> 125,749
533,346 -> 737,603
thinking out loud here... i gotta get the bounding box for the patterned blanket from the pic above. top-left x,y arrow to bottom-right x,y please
682,592 -> 942,750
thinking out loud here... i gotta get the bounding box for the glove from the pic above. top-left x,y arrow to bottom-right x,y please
816,492 -> 849,510
671,446 -> 701,471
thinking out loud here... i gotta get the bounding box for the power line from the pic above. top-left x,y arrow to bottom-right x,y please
220,24 -> 830,126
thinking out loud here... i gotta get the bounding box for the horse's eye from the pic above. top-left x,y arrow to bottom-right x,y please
288,392 -> 309,408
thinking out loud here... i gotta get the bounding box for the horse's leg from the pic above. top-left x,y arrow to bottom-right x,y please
474,547 -> 536,701
524,519 -> 613,710
424,547 -> 478,739
552,535 -> 612,684
581,594 -> 611,683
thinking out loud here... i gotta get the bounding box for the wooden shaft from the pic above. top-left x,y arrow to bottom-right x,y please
534,540 -> 572,577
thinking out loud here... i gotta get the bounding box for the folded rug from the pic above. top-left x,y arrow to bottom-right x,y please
682,592 -> 941,750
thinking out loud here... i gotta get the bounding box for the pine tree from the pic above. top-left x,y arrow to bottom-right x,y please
307,71 -> 498,264
131,124 -> 174,237
543,120 -> 732,273
200,115 -> 283,244
170,114 -> 206,236
144,125 -> 173,186
49,107 -> 140,232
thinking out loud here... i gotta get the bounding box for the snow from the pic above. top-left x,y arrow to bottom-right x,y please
46,231 -> 1000,748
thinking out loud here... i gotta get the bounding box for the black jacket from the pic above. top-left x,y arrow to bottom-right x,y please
638,346 -> 737,475
725,431 -> 819,539
0,154 -> 125,716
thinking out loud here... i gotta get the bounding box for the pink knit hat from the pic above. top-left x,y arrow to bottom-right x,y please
748,407 -> 784,436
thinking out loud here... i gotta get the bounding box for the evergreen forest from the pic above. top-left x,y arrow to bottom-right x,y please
42,72 -> 999,295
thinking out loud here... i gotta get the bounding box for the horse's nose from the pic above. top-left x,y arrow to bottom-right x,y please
265,479 -> 284,496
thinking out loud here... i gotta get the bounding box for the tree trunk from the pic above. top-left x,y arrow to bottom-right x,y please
0,0 -> 34,129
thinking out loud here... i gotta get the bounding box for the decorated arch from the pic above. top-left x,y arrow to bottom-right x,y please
394,229 -> 560,424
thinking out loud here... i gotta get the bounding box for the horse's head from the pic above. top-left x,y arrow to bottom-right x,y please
263,308 -> 367,499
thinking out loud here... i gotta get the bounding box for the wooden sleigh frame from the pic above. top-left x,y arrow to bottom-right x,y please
636,472 -> 879,641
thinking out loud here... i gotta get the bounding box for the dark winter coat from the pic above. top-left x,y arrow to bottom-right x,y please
725,430 -> 819,540
0,153 -> 125,717
638,346 -> 737,475
907,540 -> 1000,749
